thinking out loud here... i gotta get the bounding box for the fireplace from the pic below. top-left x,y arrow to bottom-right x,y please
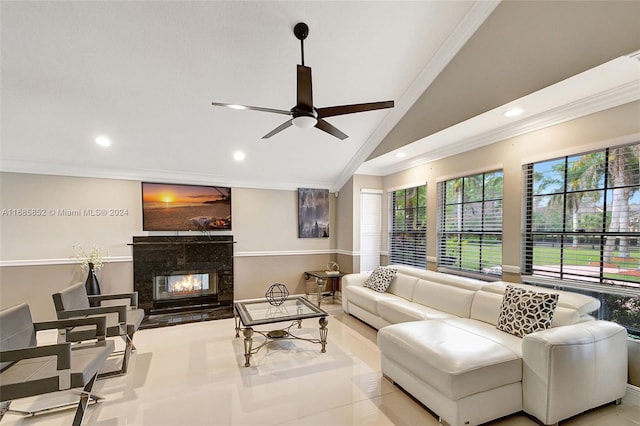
132,236 -> 234,328
154,272 -> 217,301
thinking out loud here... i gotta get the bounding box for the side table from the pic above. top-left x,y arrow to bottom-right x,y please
304,270 -> 345,306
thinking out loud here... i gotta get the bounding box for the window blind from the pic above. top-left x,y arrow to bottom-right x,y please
360,191 -> 382,273
522,143 -> 640,290
389,185 -> 426,268
437,170 -> 503,276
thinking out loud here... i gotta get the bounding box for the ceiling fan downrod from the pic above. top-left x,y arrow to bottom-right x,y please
294,22 -> 309,66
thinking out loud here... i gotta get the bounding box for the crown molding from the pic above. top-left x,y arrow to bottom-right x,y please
363,80 -> 640,177
0,158 -> 334,191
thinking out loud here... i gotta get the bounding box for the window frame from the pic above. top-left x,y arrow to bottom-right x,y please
389,184 -> 427,269
437,169 -> 504,278
521,144 -> 640,288
521,143 -> 640,336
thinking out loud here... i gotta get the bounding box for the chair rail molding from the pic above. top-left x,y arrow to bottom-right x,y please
0,256 -> 132,268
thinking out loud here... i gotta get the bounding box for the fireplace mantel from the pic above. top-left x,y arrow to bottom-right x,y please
132,235 -> 234,327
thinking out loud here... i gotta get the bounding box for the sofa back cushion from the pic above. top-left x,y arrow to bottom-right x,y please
412,279 -> 477,318
470,291 -> 503,325
386,273 -> 419,300
419,270 -> 485,292
483,282 -> 600,315
471,286 -> 589,328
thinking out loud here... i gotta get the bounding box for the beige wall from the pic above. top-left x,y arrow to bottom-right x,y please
336,174 -> 383,274
0,173 -> 335,320
0,261 -> 133,321
380,101 -> 640,274
335,176 -> 355,273
0,173 -> 141,260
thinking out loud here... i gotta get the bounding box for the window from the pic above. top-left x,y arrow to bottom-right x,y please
389,185 -> 426,268
522,143 -> 640,335
437,170 -> 503,276
360,190 -> 382,272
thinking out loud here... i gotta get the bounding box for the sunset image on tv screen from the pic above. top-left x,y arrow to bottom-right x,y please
142,183 -> 231,231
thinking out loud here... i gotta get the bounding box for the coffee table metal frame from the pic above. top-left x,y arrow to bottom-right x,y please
233,295 -> 329,367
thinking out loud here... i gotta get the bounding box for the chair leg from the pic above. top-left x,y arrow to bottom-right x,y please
72,371 -> 98,426
120,336 -> 133,374
98,336 -> 133,378
125,330 -> 137,352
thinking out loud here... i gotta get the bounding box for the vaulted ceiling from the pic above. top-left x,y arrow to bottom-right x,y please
2,1 -> 639,191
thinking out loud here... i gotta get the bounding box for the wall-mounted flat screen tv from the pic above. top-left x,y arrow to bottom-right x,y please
142,182 -> 231,231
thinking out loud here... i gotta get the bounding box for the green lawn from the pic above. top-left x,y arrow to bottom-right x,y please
532,245 -> 640,267
442,243 -> 640,280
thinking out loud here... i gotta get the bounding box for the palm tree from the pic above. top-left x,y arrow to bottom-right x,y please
604,145 -> 640,262
537,152 -> 604,247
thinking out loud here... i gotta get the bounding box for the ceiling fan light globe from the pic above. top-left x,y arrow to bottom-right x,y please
292,115 -> 318,128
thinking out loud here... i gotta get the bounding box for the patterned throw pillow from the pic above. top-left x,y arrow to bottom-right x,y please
497,285 -> 559,337
363,266 -> 398,293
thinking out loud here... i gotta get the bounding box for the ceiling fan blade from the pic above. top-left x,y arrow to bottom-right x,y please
212,102 -> 291,116
315,119 -> 348,140
262,119 -> 294,139
317,101 -> 394,119
297,65 -> 313,111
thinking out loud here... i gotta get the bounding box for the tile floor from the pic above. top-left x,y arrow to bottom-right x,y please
3,300 -> 639,426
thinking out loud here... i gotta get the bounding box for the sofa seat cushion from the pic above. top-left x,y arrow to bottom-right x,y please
344,285 -> 398,314
377,299 -> 456,324
377,320 -> 522,401
439,318 -> 523,356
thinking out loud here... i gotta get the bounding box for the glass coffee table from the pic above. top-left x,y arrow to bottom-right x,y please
234,295 -> 329,367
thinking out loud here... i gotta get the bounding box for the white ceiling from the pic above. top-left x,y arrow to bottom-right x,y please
0,1 -> 485,191
1,1 -> 638,192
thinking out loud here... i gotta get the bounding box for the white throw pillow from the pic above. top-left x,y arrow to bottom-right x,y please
363,266 -> 398,293
497,285 -> 559,337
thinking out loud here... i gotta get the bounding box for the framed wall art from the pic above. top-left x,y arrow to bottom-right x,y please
298,188 -> 329,238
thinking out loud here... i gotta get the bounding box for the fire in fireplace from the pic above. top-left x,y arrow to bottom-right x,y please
154,272 -> 218,301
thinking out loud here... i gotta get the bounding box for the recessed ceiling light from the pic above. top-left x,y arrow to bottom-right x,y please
395,152 -> 407,158
95,136 -> 111,147
504,108 -> 524,118
233,151 -> 246,161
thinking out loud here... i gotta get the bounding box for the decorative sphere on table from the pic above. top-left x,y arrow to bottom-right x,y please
265,283 -> 289,306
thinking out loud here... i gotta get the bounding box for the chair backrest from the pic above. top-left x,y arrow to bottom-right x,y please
52,282 -> 90,314
0,303 -> 36,371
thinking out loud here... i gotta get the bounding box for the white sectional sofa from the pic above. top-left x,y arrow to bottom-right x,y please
341,265 -> 628,426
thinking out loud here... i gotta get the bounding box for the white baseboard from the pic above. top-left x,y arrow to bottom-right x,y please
624,384 -> 640,408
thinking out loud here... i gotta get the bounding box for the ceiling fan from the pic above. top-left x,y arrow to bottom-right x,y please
211,22 -> 394,140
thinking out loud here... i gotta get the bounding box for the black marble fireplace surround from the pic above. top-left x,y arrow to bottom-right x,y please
132,235 -> 234,328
